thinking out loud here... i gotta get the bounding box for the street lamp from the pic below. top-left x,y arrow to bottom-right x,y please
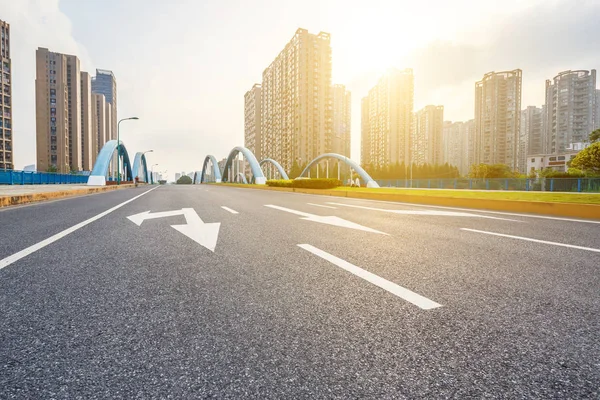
117,117 -> 139,185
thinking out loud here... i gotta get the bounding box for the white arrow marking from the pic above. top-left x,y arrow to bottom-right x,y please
127,209 -> 186,226
171,208 -> 221,252
264,205 -> 387,235
326,202 -> 520,221
127,208 -> 220,252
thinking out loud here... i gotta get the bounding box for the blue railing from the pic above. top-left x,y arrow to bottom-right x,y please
0,170 -> 89,185
374,178 -> 600,192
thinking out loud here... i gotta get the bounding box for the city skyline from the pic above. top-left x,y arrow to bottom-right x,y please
2,0 -> 600,179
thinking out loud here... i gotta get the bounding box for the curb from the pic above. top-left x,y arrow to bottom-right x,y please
0,184 -> 142,208
210,183 -> 600,220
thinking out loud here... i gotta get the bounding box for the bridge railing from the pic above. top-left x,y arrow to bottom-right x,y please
0,170 -> 89,185
374,178 -> 600,192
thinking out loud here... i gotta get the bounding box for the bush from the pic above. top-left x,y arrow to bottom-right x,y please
177,175 -> 192,184
266,178 -> 341,189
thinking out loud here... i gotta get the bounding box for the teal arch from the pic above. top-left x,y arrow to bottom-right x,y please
88,140 -> 133,185
222,146 -> 266,184
259,158 -> 289,180
299,153 -> 380,188
200,155 -> 222,183
132,152 -> 150,183
234,172 -> 248,184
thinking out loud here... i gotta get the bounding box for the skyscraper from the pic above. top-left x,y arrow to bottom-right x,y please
80,71 -> 93,171
332,84 -> 351,157
36,48 -> 82,173
474,69 -> 522,170
361,68 -> 414,169
414,105 -> 444,165
261,28 -> 333,171
595,89 -> 600,131
0,20 -> 12,170
92,69 -> 117,140
518,106 -> 545,173
244,84 -> 262,160
92,93 -> 107,165
545,70 -> 596,153
443,120 -> 472,176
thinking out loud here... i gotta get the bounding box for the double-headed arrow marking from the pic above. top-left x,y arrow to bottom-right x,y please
127,208 -> 220,252
264,205 -> 387,235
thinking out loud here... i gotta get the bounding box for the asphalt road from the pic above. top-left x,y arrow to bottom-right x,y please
1,184 -> 599,399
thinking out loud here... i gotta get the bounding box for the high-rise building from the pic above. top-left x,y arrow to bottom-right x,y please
1,20 -> 13,170
92,69 -> 117,140
414,105 -> 444,165
545,70 -> 596,153
65,54 -> 82,171
518,106 -> 545,173
474,69 -> 522,170
80,71 -> 93,171
92,93 -> 107,165
244,84 -> 262,160
105,100 -> 112,142
464,119 -> 477,171
443,120 -> 472,176
361,68 -> 414,169
332,84 -> 351,157
595,89 -> 600,131
261,28 -> 332,171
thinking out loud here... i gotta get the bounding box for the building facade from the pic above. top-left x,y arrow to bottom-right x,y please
443,120 -> 473,176
545,70 -> 596,154
244,84 -> 262,160
332,84 -> 351,157
1,20 -> 13,170
414,105 -> 444,165
596,89 -> 600,130
518,106 -> 545,173
65,54 -> 82,171
92,69 -> 117,140
361,68 -> 414,169
474,69 -> 522,170
260,28 -> 333,171
92,93 -> 107,165
80,71 -> 93,171
527,152 -> 579,174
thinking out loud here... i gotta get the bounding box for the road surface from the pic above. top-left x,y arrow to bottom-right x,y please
1,185 -> 598,398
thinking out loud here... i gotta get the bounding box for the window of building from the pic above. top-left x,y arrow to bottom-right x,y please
558,156 -> 565,161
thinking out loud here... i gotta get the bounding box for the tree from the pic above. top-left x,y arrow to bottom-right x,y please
589,129 -> 600,143
570,142 -> 600,174
176,175 -> 193,184
47,165 -> 58,173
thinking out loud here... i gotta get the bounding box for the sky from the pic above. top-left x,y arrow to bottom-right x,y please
3,0 -> 600,179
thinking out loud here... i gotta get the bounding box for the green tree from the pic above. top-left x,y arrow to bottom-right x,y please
589,129 -> 600,143
176,175 -> 193,184
570,142 -> 600,174
47,165 -> 58,173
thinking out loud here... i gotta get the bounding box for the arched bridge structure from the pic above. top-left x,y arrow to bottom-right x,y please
200,155 -> 222,183
259,158 -> 289,180
222,146 -> 266,184
88,140 -> 134,186
132,152 -> 151,183
299,153 -> 380,188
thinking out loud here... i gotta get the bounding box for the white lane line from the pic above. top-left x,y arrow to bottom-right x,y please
307,203 -> 337,209
326,202 -> 519,221
298,244 -> 442,310
0,187 -> 159,270
461,228 -> 600,253
221,206 -> 239,214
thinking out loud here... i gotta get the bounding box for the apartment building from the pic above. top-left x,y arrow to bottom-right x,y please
332,84 -> 351,157
260,28 -> 333,171
474,69 -> 522,170
414,105 -> 444,165
596,89 -> 600,130
1,20 -> 12,170
518,106 -> 545,173
80,71 -> 93,171
92,93 -> 107,165
244,84 -> 262,160
361,68 -> 414,169
545,70 -> 596,153
443,120 -> 474,176
92,69 -> 117,140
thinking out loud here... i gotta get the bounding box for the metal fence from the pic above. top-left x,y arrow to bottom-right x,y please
374,178 -> 600,192
0,170 -> 89,185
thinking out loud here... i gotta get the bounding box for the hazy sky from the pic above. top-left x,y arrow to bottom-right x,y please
3,0 -> 600,178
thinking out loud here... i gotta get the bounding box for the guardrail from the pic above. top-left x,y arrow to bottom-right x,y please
0,170 -> 89,185
375,178 -> 600,192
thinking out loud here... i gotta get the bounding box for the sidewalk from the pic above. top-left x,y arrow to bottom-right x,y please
0,184 -> 138,207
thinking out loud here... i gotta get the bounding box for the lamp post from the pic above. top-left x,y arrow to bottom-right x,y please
151,163 -> 158,184
117,117 -> 139,185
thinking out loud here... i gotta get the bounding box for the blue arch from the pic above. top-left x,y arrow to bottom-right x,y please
234,172 -> 248,184
259,158 -> 289,180
200,155 -> 222,183
193,171 -> 203,184
132,152 -> 150,183
88,140 -> 133,185
299,153 -> 380,188
222,146 -> 266,184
